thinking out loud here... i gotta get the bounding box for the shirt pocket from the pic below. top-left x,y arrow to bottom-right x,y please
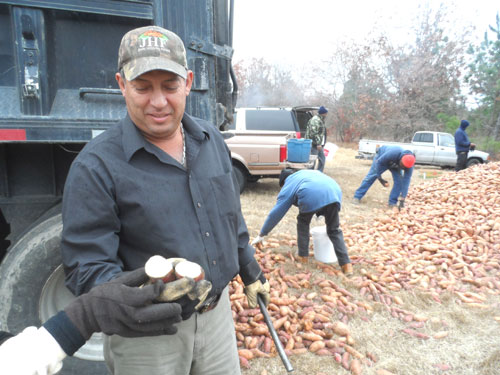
209,171 -> 238,217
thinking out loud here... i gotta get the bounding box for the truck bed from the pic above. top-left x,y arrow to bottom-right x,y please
224,132 -> 315,176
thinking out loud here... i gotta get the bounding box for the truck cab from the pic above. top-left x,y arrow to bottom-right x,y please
411,131 -> 489,167
411,131 -> 457,165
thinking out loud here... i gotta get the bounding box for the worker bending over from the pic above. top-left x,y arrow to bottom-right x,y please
252,169 -> 352,275
353,145 -> 415,209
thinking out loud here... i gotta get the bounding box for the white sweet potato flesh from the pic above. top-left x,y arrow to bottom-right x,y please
145,255 -> 175,282
175,260 -> 205,281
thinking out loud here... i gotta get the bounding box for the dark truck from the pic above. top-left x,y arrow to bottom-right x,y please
0,1 -> 236,373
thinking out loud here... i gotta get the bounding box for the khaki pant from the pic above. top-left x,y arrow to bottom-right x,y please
104,286 -> 240,375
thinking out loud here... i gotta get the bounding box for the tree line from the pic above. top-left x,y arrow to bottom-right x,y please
233,7 -> 500,155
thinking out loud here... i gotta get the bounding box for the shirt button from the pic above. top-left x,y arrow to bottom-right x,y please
205,232 -> 210,237
197,202 -> 202,208
212,260 -> 216,265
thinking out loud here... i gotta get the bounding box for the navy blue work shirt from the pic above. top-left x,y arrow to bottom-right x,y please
61,113 -> 255,297
454,122 -> 471,153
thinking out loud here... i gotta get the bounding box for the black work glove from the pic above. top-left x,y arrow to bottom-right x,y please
378,177 -> 389,187
176,279 -> 213,320
175,296 -> 199,321
65,268 -> 182,340
398,198 -> 405,210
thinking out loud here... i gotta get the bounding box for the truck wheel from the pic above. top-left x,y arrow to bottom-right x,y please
0,209 -> 10,260
232,165 -> 247,194
466,158 -> 481,168
0,214 -> 107,374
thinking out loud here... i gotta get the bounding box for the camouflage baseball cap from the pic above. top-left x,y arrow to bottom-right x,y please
118,26 -> 188,81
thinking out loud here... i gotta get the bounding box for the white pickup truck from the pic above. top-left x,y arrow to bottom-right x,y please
356,131 -> 490,168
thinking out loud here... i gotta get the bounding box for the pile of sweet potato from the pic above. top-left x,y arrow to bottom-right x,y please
231,162 -> 500,374
346,161 -> 500,308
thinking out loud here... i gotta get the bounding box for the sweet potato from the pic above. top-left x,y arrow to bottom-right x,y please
252,325 -> 268,336
350,358 -> 362,375
301,332 -> 323,341
332,321 -> 350,336
174,260 -> 205,281
238,349 -> 253,360
309,340 -> 325,353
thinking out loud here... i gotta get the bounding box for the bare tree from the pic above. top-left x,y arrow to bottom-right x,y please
233,5 -> 478,145
466,13 -> 500,140
319,5 -> 469,142
385,6 -> 467,137
233,58 -> 306,107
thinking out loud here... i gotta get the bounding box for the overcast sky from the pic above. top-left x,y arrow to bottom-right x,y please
232,0 -> 500,66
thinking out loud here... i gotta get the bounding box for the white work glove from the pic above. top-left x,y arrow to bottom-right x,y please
0,326 -> 66,375
251,235 -> 265,246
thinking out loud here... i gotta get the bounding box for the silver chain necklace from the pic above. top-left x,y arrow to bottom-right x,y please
180,124 -> 186,167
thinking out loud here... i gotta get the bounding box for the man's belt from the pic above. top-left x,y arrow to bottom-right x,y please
198,293 -> 221,313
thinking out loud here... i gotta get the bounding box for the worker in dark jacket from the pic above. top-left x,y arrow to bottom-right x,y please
252,169 -> 353,275
454,120 -> 475,171
353,145 -> 415,208
0,268 -> 182,375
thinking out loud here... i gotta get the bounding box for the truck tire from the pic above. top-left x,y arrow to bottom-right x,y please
466,158 -> 481,168
0,214 -> 107,375
0,209 -> 10,260
232,165 -> 247,194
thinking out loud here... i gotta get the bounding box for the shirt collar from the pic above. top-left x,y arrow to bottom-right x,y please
182,112 -> 210,142
122,113 -> 210,162
122,114 -> 147,161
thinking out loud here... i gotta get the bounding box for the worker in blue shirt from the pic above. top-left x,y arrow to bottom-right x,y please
252,169 -> 352,275
454,120 -> 475,171
353,145 -> 415,208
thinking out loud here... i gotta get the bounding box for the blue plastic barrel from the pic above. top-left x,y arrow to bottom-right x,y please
287,139 -> 312,162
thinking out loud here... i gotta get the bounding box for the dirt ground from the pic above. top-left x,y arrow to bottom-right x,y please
238,146 -> 500,375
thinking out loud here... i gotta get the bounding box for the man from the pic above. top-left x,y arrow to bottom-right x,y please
305,106 -> 328,172
61,26 -> 269,375
252,169 -> 353,275
454,119 -> 475,171
0,268 -> 182,375
353,145 -> 415,208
